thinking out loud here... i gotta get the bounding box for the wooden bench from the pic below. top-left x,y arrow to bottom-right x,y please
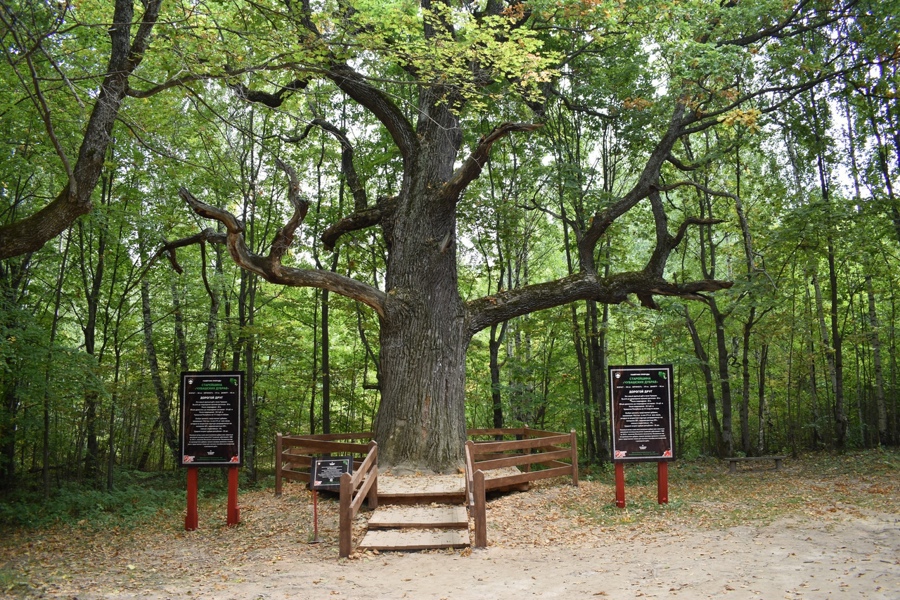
726,455 -> 786,474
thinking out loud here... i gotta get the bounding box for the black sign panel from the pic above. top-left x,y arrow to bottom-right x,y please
609,365 -> 675,463
309,456 -> 353,491
180,371 -> 244,467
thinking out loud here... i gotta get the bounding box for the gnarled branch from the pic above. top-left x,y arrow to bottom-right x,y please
466,270 -> 732,334
179,187 -> 388,319
442,122 -> 542,202
321,195 -> 398,251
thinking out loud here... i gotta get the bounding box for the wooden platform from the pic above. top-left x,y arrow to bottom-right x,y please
376,473 -> 466,505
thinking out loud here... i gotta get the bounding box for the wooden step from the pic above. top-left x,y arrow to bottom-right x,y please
357,528 -> 470,552
367,505 -> 468,529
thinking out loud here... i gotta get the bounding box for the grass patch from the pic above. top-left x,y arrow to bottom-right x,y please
559,448 -> 899,532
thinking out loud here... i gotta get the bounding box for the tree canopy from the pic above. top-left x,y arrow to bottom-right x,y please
1,0 -> 899,481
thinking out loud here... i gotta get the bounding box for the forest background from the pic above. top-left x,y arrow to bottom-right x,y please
1,0 -> 899,515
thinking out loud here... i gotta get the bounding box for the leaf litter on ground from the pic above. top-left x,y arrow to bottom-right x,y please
0,449 -> 897,597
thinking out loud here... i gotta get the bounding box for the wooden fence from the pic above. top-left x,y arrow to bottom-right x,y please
465,427 -> 578,548
274,432 -> 375,496
274,432 -> 378,557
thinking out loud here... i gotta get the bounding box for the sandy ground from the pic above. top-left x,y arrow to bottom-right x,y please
3,483 -> 897,600
120,515 -> 899,600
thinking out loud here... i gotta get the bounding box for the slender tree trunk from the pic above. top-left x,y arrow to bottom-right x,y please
201,241 -> 223,371
77,216 -> 105,481
812,273 -> 836,446
309,289 -> 319,435
865,276 -> 888,444
805,281 -> 823,449
596,301 -> 610,462
489,322 -> 507,430
757,344 -> 768,454
172,281 -> 189,373
710,300 -> 734,457
684,306 -> 724,455
239,270 -> 258,482
43,235 -> 70,498
740,309 -> 755,455
136,417 -> 160,471
571,305 -> 596,461
139,242 -> 178,465
809,92 -> 848,447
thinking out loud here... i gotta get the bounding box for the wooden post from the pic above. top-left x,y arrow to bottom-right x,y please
365,442 -> 378,510
522,427 -> 531,473
185,467 -> 199,530
615,462 -> 625,508
473,469 -> 487,548
227,466 -> 240,525
569,429 -> 579,486
657,461 -> 668,504
339,472 -> 352,558
274,433 -> 283,497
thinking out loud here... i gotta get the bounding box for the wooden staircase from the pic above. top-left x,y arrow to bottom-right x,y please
356,474 -> 471,552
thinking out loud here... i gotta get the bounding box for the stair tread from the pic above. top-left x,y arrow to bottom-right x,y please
358,528 -> 470,551
367,505 -> 468,529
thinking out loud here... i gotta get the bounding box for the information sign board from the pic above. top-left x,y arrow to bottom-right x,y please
180,371 -> 244,467
609,365 -> 675,463
309,456 -> 353,491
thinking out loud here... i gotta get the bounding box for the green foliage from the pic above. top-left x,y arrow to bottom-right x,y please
0,471 -> 188,529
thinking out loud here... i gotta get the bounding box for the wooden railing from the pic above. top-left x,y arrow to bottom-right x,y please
339,443 -> 378,558
274,432 -> 374,496
276,428 -> 577,553
465,427 -> 578,548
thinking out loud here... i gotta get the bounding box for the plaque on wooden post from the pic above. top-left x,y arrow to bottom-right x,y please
179,371 -> 244,530
609,365 -> 675,463
180,371 -> 244,467
310,456 -> 353,491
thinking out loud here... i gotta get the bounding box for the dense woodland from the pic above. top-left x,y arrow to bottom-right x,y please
1,0 -> 899,495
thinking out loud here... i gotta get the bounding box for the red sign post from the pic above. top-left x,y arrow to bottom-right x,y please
179,371 -> 244,529
609,365 -> 675,508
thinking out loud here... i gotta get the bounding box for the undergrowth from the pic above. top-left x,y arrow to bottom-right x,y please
0,468 -> 269,530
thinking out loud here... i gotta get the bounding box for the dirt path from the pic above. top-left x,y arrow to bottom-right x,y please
3,481 -> 898,600
116,513 -> 899,600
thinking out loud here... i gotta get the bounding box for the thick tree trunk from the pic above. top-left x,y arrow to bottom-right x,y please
373,122 -> 468,470
376,287 -> 468,472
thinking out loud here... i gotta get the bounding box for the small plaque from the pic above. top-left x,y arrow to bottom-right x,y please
310,456 -> 353,490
